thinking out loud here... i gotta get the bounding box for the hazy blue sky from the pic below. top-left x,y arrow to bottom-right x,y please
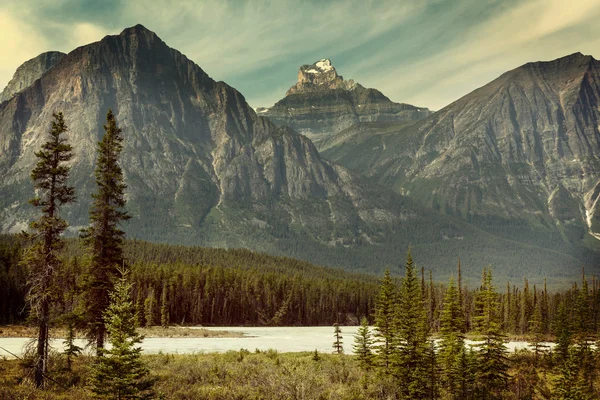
1,0 -> 599,110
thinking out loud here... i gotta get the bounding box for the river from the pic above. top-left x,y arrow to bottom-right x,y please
0,326 -> 553,359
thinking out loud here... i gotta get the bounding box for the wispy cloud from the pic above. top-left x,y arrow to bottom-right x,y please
0,0 -> 598,110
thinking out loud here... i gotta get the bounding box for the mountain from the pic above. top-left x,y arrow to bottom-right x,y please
259,59 -> 430,145
0,26 -> 596,282
0,51 -> 66,103
321,53 -> 600,252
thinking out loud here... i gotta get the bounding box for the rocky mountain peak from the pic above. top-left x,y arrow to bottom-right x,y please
286,58 -> 356,95
0,51 -> 66,103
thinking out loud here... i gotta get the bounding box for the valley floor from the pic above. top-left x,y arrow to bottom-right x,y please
0,350 -> 573,399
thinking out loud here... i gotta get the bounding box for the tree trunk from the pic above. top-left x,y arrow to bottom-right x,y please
96,325 -> 105,356
35,299 -> 49,388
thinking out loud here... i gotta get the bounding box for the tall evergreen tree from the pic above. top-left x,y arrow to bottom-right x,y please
89,270 -> 154,399
160,282 -> 169,328
473,267 -> 509,400
353,316 -> 374,369
394,250 -> 432,398
21,112 -> 76,387
81,109 -> 130,354
333,323 -> 343,354
374,268 -> 396,373
439,277 -> 465,399
553,301 -> 572,365
528,299 -> 549,359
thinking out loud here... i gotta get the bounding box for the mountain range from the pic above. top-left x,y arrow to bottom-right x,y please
318,53 -> 600,254
0,25 -> 597,283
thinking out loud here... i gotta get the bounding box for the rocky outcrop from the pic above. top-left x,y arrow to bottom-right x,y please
322,53 -> 600,241
0,51 -> 66,103
260,59 -> 430,145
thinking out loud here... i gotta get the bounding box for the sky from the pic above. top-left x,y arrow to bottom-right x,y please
1,0 -> 599,110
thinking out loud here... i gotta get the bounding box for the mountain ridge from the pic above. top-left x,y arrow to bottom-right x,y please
320,51 -> 600,248
0,25 -> 597,281
259,58 -> 430,145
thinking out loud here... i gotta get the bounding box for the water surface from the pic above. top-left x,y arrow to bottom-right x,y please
0,326 -> 552,359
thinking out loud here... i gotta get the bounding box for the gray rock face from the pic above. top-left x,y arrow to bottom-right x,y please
0,27 -> 596,279
260,59 -> 430,145
322,53 -> 600,242
0,51 -> 66,103
0,25 -> 432,272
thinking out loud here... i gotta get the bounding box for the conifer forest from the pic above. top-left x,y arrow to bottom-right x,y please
2,2 -> 600,398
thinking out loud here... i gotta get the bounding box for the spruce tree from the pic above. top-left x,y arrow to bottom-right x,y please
439,277 -> 465,399
144,289 -> 155,327
374,268 -> 396,373
528,299 -> 548,359
394,250 -> 432,398
89,270 -> 154,399
353,316 -> 374,369
553,301 -> 571,364
21,112 -> 76,387
333,323 -> 343,354
473,267 -> 509,400
63,316 -> 82,371
81,109 -> 130,354
160,282 -> 169,328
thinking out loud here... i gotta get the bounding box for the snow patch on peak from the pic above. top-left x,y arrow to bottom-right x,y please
316,59 -> 333,72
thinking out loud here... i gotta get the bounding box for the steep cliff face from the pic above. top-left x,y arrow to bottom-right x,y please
0,25 -> 441,274
260,59 -> 430,145
0,51 -> 66,103
0,26 -> 358,231
0,27 -> 596,279
322,53 -> 600,242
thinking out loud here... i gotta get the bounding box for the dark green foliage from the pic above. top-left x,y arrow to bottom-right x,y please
553,301 -> 571,364
438,277 -> 465,398
333,323 -> 343,354
89,271 -> 154,399
81,110 -> 130,354
21,112 -> 76,387
144,288 -> 155,327
473,268 -> 509,399
160,283 -> 169,329
353,317 -> 373,369
528,299 -> 549,358
63,317 -> 82,371
394,249 -> 432,398
373,268 -> 396,372
312,349 -> 321,362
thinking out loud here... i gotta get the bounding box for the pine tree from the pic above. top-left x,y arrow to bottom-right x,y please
312,349 -> 321,362
394,250 -> 432,398
21,112 -> 76,387
353,316 -> 374,369
553,301 -> 571,364
374,268 -> 396,373
160,282 -> 169,328
63,316 -> 82,371
89,270 -> 154,399
81,109 -> 130,355
439,277 -> 465,399
473,267 -> 509,400
333,323 -> 343,354
528,299 -> 548,359
144,289 -> 155,327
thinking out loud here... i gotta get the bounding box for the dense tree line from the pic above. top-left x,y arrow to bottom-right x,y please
354,253 -> 600,398
5,231 -> 600,335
